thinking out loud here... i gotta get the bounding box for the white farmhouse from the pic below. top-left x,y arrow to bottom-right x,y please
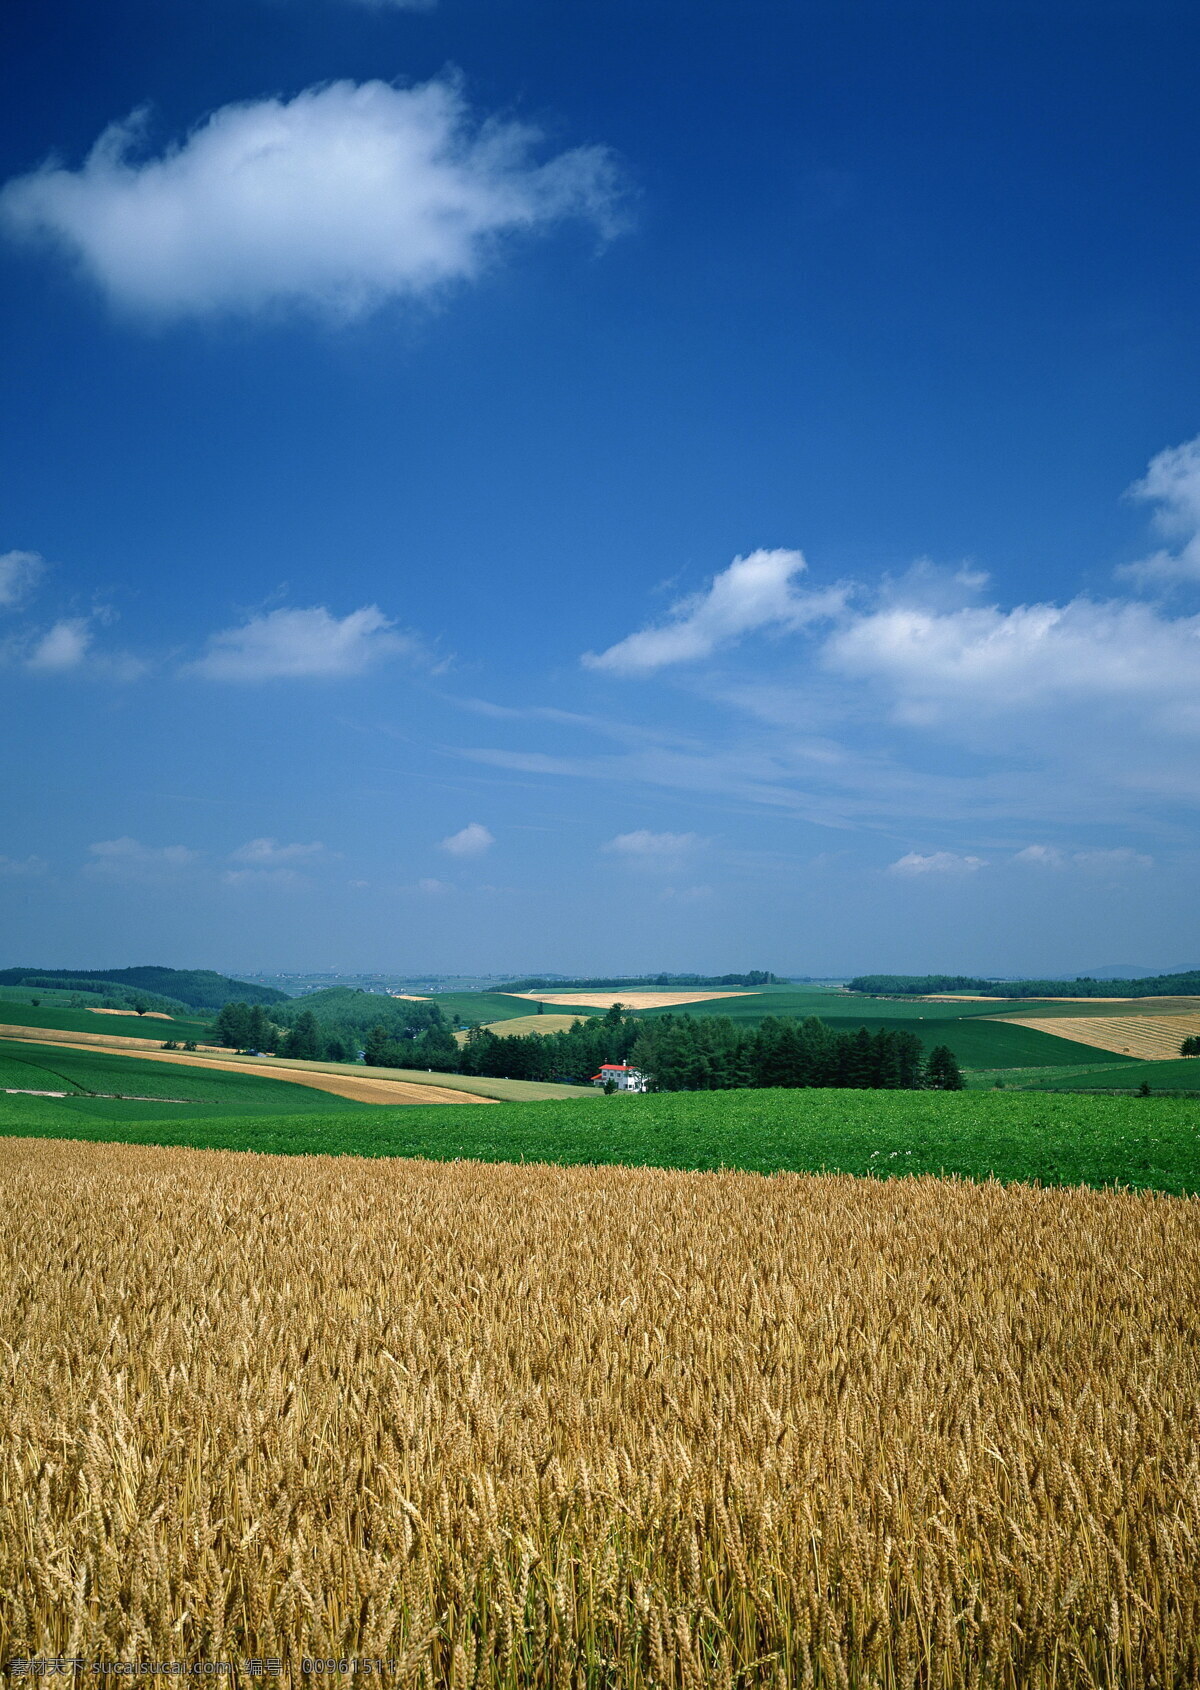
590,1063 -> 649,1092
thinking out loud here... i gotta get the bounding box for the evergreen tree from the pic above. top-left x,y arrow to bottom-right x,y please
214,1001 -> 252,1050
925,1045 -> 964,1090
283,1009 -> 322,1061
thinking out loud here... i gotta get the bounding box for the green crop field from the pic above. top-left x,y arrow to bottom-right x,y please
0,1001 -> 211,1041
0,1040 -> 369,1119
2,1083 -> 1196,1194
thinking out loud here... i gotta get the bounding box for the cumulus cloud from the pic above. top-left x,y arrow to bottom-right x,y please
26,618 -> 91,671
417,876 -> 452,893
188,605 -> 414,681
440,822 -> 494,857
85,837 -> 199,880
887,851 -> 987,876
0,550 -> 44,608
0,77 -> 622,320
229,837 -> 325,865
583,550 -> 846,674
1123,435 -> 1200,584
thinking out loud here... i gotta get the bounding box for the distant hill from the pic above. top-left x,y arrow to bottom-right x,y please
0,966 -> 287,1009
847,970 -> 1200,999
500,972 -> 781,992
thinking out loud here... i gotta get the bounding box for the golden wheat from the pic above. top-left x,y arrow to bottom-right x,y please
1,1137 -> 1197,1686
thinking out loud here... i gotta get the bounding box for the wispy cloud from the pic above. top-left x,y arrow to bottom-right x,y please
1013,844 -> 1154,872
25,617 -> 91,672
0,550 -> 44,608
583,549 -> 845,674
1,77 -> 622,321
1122,434 -> 1200,585
229,837 -> 326,865
603,828 -> 699,857
0,853 -> 48,877
440,822 -> 494,857
84,837 -> 199,881
188,605 -> 416,681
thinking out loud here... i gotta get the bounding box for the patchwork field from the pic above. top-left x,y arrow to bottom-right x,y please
1,1135 -> 1196,1685
513,989 -> 758,1008
996,1012 -> 1200,1060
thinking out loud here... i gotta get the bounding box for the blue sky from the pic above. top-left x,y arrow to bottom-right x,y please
2,0 -> 1199,977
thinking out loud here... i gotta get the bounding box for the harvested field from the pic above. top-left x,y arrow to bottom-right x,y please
994,1012 -> 1200,1061
455,1013 -> 589,1043
87,1006 -> 174,1019
2,1138 -> 1197,1685
513,989 -> 758,1008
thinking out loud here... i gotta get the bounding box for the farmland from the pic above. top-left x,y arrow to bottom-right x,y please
1,1135 -> 1197,1684
2,1076 -> 1197,1193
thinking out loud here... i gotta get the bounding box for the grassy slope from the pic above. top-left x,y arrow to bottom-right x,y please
0,1041 -> 369,1117
0,1002 -> 211,1040
1,1086 -> 1195,1194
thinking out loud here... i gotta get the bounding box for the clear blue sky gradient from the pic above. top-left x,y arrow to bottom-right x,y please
2,0 -> 1198,976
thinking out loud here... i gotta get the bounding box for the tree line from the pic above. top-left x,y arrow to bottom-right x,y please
205,997 -> 964,1091
500,971 -> 782,992
848,970 -> 1200,999
458,1007 -> 963,1091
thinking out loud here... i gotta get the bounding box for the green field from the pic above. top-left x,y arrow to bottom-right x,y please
0,1001 -> 211,1041
430,990 -> 605,1024
2,1082 -> 1196,1194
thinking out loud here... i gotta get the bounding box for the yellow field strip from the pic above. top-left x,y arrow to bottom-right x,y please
2,1139 -> 1197,1679
512,989 -> 759,1008
991,1012 -> 1200,1061
0,1025 -> 492,1106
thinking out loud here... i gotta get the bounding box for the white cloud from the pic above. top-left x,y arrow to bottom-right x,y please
603,829 -> 699,856
824,597 -> 1200,722
1,77 -> 621,320
229,837 -> 325,865
188,604 -> 413,681
0,853 -> 48,876
1123,435 -> 1200,584
0,550 -> 44,608
1012,844 -> 1065,868
26,617 -> 91,671
418,876 -> 452,893
887,851 -> 987,876
440,822 -> 493,857
583,549 -> 845,674
85,837 -> 199,880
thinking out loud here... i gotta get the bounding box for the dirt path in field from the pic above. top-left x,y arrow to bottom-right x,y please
0,1025 -> 493,1106
512,990 -> 759,1009
989,1013 -> 1200,1061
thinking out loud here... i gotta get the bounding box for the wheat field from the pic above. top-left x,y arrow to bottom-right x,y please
1,1138 -> 1198,1686
994,1012 -> 1200,1061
